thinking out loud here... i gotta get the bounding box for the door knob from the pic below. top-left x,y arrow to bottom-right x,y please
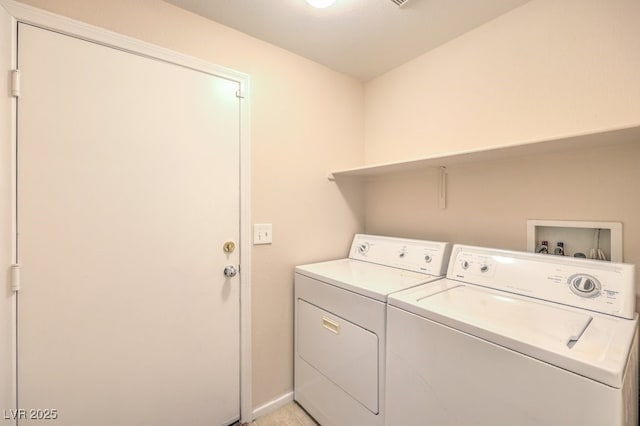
223,265 -> 237,278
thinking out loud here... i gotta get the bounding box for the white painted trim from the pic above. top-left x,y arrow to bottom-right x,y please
0,4 -> 19,424
238,74 -> 253,424
0,0 -> 253,422
0,0 -> 244,84
252,391 -> 295,421
9,13 -> 18,426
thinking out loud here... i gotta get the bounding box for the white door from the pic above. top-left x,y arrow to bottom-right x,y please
16,23 -> 241,426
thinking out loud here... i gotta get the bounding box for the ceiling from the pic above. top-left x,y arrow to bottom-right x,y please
164,0 -> 531,81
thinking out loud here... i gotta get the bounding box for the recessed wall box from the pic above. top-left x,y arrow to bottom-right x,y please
526,220 -> 622,262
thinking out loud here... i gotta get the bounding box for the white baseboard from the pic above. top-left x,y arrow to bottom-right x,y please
251,391 -> 294,420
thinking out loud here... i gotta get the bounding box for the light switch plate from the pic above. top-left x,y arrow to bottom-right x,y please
253,223 -> 273,245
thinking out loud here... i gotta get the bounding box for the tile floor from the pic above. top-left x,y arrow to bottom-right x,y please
239,402 -> 318,426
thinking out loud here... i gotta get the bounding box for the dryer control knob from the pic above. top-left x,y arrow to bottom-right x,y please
461,260 -> 470,270
357,243 -> 370,255
424,255 -> 433,263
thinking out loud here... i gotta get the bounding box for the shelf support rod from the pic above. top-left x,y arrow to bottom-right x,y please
439,166 -> 447,209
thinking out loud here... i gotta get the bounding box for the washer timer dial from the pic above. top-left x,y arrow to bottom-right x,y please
568,274 -> 601,298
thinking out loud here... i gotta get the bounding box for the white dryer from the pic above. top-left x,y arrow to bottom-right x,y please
294,234 -> 451,426
386,244 -> 638,426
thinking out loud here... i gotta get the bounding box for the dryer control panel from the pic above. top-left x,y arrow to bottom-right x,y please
349,234 -> 451,277
447,245 -> 636,319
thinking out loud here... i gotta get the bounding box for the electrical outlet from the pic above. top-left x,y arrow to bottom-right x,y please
253,223 -> 273,245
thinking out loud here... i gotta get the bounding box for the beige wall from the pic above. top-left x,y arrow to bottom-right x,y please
362,0 -> 640,292
364,141 -> 640,276
9,0 -> 365,410
364,0 -> 640,164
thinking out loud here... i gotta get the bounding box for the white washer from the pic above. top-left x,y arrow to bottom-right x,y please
294,234 -> 451,426
387,244 -> 639,426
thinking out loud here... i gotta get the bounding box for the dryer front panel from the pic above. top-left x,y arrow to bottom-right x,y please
297,299 -> 379,413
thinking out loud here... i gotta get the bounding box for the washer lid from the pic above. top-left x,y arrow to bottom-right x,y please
389,280 -> 638,388
295,258 -> 440,302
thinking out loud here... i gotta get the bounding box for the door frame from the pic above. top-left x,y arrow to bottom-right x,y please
0,0 -> 253,422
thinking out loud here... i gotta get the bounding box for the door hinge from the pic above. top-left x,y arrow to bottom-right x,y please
11,69 -> 21,97
10,264 -> 21,292
235,89 -> 244,99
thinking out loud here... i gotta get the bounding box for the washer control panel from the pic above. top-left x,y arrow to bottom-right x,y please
448,245 -> 636,319
349,234 -> 451,276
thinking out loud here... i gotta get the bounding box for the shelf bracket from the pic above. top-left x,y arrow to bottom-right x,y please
438,166 -> 447,209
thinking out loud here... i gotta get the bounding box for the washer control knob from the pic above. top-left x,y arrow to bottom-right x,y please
568,274 -> 601,298
480,264 -> 489,273
461,260 -> 470,270
424,255 -> 433,263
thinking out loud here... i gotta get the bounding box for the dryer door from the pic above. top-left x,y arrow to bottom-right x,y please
297,299 -> 379,413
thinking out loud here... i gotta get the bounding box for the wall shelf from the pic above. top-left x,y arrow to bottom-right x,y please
328,124 -> 640,181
